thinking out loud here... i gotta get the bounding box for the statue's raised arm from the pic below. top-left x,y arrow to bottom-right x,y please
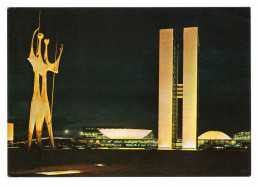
28,28 -> 39,59
44,38 -> 63,73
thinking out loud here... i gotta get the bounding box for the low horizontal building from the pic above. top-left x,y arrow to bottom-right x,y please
79,126 -> 157,149
233,131 -> 251,148
233,131 -> 251,141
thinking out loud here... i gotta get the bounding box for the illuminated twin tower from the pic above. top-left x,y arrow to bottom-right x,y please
158,27 -> 199,150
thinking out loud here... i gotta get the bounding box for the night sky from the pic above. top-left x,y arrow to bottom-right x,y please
8,8 -> 250,139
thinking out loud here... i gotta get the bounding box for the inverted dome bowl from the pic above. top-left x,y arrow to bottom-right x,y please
99,129 -> 152,139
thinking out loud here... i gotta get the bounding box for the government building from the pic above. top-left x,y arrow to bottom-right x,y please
78,126 -> 157,149
158,27 -> 199,149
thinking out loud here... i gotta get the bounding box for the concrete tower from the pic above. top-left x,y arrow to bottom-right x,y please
158,27 -> 198,150
158,29 -> 173,149
158,29 -> 179,149
182,27 -> 198,149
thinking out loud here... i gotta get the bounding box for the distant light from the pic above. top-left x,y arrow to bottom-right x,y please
95,164 -> 105,167
80,131 -> 83,135
36,170 -> 82,176
64,130 -> 69,134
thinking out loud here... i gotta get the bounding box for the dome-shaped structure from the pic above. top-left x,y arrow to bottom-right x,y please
198,131 -> 231,140
99,129 -> 152,139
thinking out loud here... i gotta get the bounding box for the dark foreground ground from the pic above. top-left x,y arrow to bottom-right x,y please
8,148 -> 251,177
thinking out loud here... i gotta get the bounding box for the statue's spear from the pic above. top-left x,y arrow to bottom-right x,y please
50,33 -> 58,122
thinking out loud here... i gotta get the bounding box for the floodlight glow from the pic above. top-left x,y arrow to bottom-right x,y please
36,170 -> 82,176
95,164 -> 105,167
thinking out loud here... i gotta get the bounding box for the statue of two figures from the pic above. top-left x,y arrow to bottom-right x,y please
27,28 -> 63,150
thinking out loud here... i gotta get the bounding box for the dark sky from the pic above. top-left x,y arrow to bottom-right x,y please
8,8 -> 250,139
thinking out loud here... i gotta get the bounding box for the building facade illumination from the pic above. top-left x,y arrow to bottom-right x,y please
158,29 -> 174,149
158,27 -> 199,150
233,132 -> 251,148
233,132 -> 251,141
7,123 -> 14,141
182,27 -> 198,149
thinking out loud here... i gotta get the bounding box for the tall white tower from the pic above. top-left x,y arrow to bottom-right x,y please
158,27 -> 198,150
182,27 -> 199,149
158,29 -> 174,149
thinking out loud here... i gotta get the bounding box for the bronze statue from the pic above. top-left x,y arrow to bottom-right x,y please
27,28 -> 63,150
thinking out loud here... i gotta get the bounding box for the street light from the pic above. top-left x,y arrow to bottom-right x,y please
64,129 -> 69,138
